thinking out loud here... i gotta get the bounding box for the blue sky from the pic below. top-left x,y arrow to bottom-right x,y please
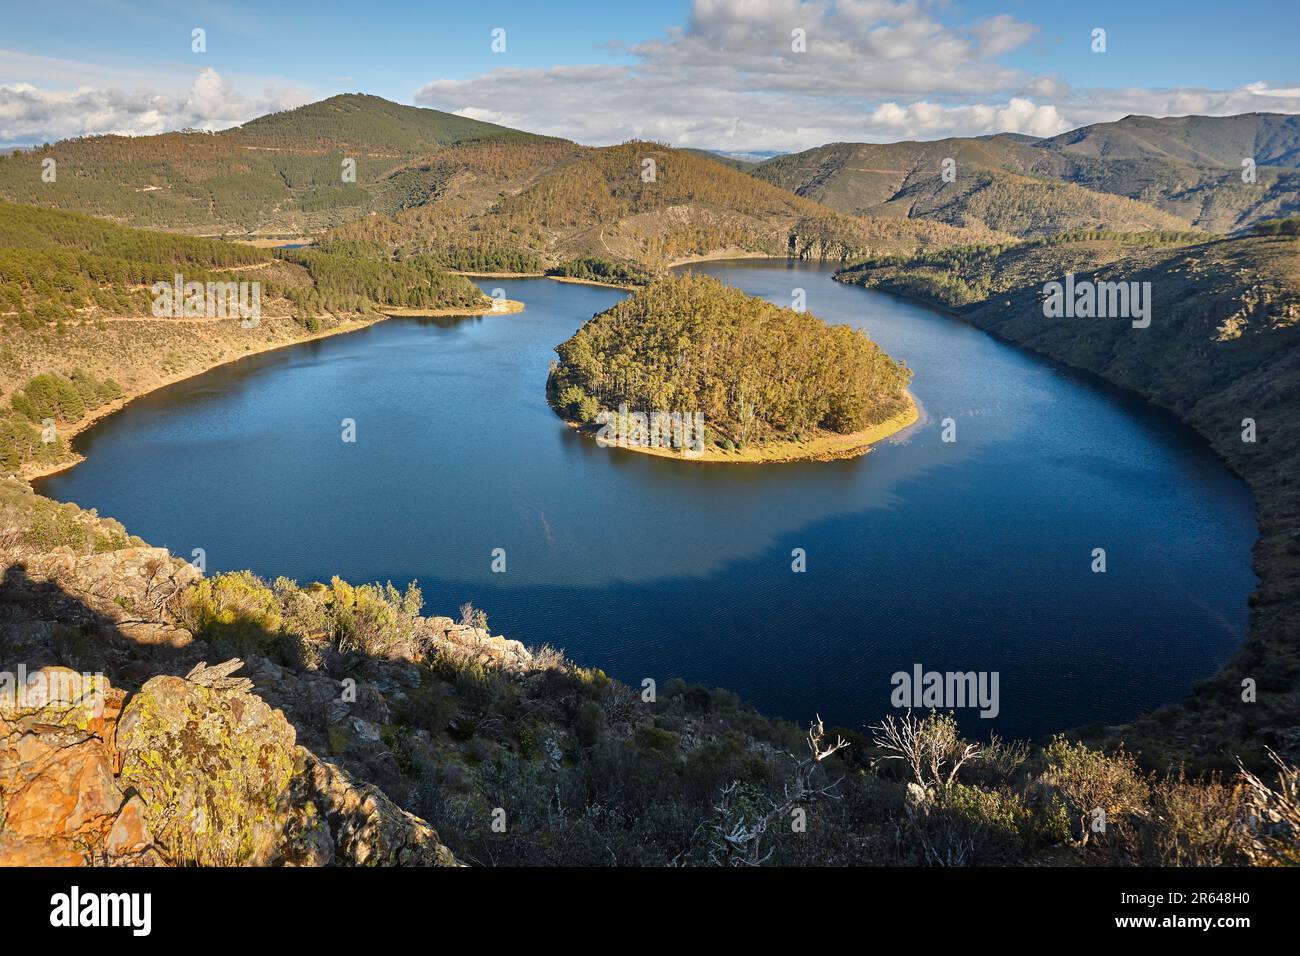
2,0 -> 1298,149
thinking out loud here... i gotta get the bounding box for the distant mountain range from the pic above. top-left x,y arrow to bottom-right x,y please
752,113 -> 1300,236
1,96 -> 1296,262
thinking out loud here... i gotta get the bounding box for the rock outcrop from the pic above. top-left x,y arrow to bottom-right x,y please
0,662 -> 459,867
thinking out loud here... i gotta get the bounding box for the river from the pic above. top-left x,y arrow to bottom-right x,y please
36,260 -> 1258,738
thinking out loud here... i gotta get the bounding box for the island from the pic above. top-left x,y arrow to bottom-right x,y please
547,273 -> 917,462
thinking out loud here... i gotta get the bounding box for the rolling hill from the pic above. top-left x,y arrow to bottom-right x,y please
753,138 -> 1192,237
321,138 -> 1009,270
0,94 -> 559,236
0,94 -> 1004,268
1038,112 -> 1300,166
755,114 -> 1300,236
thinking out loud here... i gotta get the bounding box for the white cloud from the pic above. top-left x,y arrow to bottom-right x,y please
412,0 -> 1056,151
1,2 -> 1297,152
412,0 -> 1300,151
0,65 -> 311,143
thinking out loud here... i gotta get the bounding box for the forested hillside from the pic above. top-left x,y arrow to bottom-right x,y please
325,140 -> 1007,272
835,228 -> 1205,307
754,138 -> 1192,237
755,114 -> 1300,235
0,94 -> 557,235
0,203 -> 487,473
0,94 -> 1003,271
548,274 -> 912,453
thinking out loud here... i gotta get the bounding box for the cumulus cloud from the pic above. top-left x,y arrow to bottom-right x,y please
0,66 -> 311,143
415,0 -> 1300,150
415,0 -> 1059,149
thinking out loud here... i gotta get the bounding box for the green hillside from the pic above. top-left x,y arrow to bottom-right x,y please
235,93 -> 547,149
0,202 -> 487,472
755,114 -> 1300,235
325,139 -> 1009,271
0,94 -> 557,236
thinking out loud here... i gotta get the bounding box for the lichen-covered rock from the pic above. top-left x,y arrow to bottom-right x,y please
116,672 -> 297,865
103,794 -> 162,865
3,734 -> 120,839
436,623 -> 533,668
1,661 -> 460,867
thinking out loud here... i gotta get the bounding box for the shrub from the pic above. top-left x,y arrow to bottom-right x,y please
575,701 -> 604,748
1041,736 -> 1149,844
1136,769 -> 1250,865
177,571 -> 282,656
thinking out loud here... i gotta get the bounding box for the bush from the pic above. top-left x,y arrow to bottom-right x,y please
1136,769 -> 1250,865
576,701 -> 604,748
1041,736 -> 1149,844
178,571 -> 282,656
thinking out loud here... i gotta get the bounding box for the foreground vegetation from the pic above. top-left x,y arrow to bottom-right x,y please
548,274 -> 913,454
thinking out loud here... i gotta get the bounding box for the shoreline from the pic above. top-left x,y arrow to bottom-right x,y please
453,253 -> 798,292
667,251 -> 788,267
19,297 -> 523,483
382,298 -> 524,317
449,270 -> 545,278
554,392 -> 919,464
544,275 -> 642,292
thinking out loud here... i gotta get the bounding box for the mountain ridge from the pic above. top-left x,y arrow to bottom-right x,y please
755,112 -> 1300,235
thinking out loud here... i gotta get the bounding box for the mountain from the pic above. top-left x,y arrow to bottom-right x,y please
0,94 -> 558,236
234,93 -> 545,150
754,114 -> 1300,235
322,139 -> 1009,270
0,94 -> 1000,266
1037,112 -> 1300,167
752,138 -> 1192,237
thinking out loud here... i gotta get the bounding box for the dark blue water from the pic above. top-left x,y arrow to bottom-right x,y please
36,261 -> 1258,739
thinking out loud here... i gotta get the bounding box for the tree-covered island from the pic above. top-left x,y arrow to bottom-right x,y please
547,274 -> 917,462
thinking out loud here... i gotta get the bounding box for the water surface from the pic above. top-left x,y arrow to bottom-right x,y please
37,261 -> 1257,738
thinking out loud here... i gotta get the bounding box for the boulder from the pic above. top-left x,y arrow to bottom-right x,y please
115,672 -> 298,866
294,752 -> 460,867
1,660 -> 460,868
0,666 -> 127,865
